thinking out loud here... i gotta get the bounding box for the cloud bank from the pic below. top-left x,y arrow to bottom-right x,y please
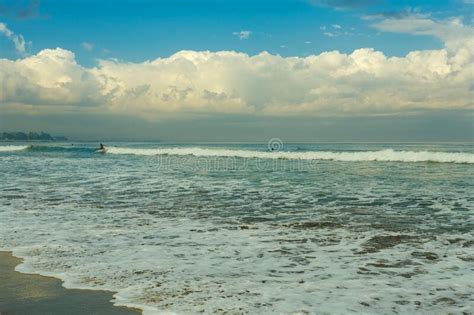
0,17 -> 473,118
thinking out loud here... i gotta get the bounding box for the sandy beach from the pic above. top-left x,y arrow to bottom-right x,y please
0,251 -> 141,315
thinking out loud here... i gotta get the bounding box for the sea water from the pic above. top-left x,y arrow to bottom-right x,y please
0,142 -> 473,314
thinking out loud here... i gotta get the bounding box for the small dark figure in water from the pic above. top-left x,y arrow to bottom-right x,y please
99,143 -> 105,150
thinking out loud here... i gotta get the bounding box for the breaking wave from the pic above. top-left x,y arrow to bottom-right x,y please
106,147 -> 474,164
0,145 -> 29,152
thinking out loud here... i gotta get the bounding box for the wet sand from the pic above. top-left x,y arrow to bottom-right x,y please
0,251 -> 141,315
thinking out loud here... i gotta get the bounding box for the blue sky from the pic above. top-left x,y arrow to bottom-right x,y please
2,0 -> 469,64
0,0 -> 473,141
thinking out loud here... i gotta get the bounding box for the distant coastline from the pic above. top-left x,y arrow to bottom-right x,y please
0,132 -> 67,141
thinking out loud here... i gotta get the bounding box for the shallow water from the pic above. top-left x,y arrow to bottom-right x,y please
1,142 -> 473,314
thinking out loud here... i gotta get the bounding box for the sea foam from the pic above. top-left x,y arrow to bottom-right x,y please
1,143 -> 473,314
106,147 -> 474,163
0,145 -> 29,152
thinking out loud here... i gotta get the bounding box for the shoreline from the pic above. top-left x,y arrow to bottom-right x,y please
0,251 -> 142,315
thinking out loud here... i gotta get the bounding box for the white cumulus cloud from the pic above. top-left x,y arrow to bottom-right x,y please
0,48 -> 103,107
0,17 -> 473,118
233,30 -> 251,40
371,15 -> 474,52
0,22 -> 26,54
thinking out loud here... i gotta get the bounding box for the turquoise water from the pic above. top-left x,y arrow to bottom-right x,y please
1,142 -> 473,314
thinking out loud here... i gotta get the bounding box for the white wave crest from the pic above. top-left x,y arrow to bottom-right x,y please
106,147 -> 474,163
0,145 -> 28,152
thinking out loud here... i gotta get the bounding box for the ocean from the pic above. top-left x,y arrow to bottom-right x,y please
1,142 -> 473,314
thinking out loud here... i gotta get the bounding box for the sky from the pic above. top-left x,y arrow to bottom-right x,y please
0,0 -> 473,141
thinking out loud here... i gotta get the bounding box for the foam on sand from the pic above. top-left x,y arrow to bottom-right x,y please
0,252 -> 140,314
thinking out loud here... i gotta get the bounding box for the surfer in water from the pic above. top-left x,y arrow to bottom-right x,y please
98,143 -> 106,153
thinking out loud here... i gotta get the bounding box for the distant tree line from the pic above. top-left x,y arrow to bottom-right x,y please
0,132 -> 68,141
